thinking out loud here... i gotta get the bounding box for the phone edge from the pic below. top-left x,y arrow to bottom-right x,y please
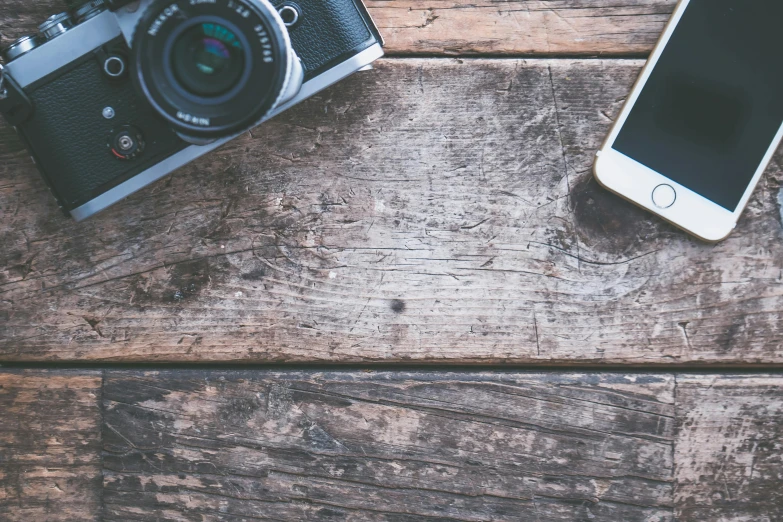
593,0 -> 737,244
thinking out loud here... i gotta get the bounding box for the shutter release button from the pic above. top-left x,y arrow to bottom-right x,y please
652,184 -> 676,209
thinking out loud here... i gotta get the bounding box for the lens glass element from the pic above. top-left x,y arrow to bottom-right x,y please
134,0 -> 291,139
172,23 -> 245,97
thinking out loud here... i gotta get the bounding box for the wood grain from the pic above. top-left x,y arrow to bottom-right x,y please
0,0 -> 677,57
368,0 -> 675,56
102,371 -> 676,521
2,59 -> 783,364
0,371 -> 102,521
3,370 -> 781,520
675,375 -> 783,522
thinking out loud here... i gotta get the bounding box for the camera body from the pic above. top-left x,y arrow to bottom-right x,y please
0,0 -> 383,220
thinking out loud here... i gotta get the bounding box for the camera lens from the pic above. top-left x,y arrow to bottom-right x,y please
133,0 -> 299,140
172,23 -> 245,97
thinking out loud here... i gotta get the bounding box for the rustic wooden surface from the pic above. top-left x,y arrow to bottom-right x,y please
0,371 -> 102,521
0,1 -> 677,56
2,370 -> 782,521
102,371 -> 676,521
3,58 -> 783,364
674,375 -> 783,522
3,2 -> 781,521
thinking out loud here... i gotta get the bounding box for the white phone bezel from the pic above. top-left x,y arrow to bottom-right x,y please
594,0 -> 783,242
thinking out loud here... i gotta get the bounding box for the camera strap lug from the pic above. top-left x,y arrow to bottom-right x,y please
0,64 -> 6,100
0,65 -> 34,126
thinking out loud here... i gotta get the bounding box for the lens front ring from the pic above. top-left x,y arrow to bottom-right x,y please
132,0 -> 297,139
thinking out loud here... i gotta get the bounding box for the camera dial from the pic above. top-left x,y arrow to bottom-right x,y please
2,35 -> 42,62
73,0 -> 107,23
277,4 -> 301,27
39,13 -> 74,40
132,0 -> 302,141
108,126 -> 146,160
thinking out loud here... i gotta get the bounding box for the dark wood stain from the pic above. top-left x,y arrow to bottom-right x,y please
571,175 -> 667,255
390,299 -> 406,313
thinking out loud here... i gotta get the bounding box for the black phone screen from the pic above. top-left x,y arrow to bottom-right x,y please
612,0 -> 783,211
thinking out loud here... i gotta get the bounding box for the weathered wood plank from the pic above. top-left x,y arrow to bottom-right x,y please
675,375 -> 783,522
0,58 -> 780,364
101,371 -> 676,521
1,370 -> 781,520
0,371 -> 103,521
0,0 -> 676,57
3,59 -> 783,364
368,0 -> 675,56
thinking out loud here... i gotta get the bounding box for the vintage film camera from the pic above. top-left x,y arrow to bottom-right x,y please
0,0 -> 383,220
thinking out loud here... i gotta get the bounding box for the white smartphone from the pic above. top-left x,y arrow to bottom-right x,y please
594,0 -> 783,242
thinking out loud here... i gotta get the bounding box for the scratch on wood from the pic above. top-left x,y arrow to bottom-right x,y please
534,313 -> 541,356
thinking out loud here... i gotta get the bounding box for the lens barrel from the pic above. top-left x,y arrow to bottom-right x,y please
133,0 -> 296,140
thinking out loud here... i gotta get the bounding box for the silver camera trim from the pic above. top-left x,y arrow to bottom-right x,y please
5,11 -> 123,88
0,65 -> 7,100
278,5 -> 300,27
103,55 -> 126,77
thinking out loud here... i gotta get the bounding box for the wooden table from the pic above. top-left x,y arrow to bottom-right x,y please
1,1 -> 782,520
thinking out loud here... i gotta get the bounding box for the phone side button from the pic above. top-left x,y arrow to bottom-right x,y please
652,184 -> 677,209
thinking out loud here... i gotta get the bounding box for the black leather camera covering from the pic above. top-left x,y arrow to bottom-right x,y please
271,0 -> 379,79
19,48 -> 186,211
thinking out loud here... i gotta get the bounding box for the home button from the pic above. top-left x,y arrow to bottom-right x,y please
652,184 -> 676,209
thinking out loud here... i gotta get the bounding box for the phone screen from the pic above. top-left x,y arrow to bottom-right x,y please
613,0 -> 783,211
